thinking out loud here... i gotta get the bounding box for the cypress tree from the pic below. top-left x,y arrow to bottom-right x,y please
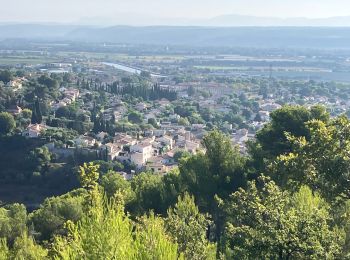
35,99 -> 42,124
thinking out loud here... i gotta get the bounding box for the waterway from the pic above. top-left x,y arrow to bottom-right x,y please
102,62 -> 165,78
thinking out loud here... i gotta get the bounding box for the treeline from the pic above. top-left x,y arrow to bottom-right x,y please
109,82 -> 177,101
79,77 -> 177,101
2,105 -> 350,259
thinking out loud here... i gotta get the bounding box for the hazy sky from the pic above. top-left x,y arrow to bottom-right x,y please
1,0 -> 350,24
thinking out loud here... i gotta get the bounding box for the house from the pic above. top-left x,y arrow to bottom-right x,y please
184,140 -> 200,154
258,111 -> 270,122
7,79 -> 23,91
156,136 -> 174,150
169,114 -> 180,121
64,88 -> 80,101
130,142 -> 153,156
114,133 -> 137,147
176,131 -> 192,142
191,124 -> 205,131
154,129 -> 166,137
146,156 -> 168,174
144,113 -> 157,123
22,124 -> 46,138
6,106 -> 22,116
144,130 -> 154,137
260,102 -> 281,112
74,136 -> 97,148
130,152 -> 146,168
101,143 -> 121,161
147,162 -> 167,174
135,102 -> 148,112
96,131 -> 108,141
157,99 -> 171,107
52,101 -> 68,111
232,129 -> 249,144
130,142 -> 154,167
162,151 -> 176,165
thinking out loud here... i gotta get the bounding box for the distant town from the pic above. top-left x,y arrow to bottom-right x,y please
2,45 -> 350,187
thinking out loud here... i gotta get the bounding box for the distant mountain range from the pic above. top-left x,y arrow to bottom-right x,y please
74,14 -> 350,27
202,14 -> 350,27
2,24 -> 350,49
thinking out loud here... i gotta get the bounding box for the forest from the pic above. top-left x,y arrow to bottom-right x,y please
1,104 -> 350,259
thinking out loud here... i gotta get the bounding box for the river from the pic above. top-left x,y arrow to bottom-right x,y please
102,62 -> 166,78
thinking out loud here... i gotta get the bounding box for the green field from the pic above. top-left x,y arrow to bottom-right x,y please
0,56 -> 58,65
194,65 -> 238,70
58,51 -> 186,62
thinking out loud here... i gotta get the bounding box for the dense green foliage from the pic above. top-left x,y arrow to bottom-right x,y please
0,112 -> 15,135
224,177 -> 344,259
2,105 -> 350,259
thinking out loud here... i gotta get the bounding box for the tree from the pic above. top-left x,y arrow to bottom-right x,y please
242,108 -> 252,119
0,238 -> 9,259
270,115 -> 350,200
165,193 -> 216,260
52,196 -> 182,259
224,113 -> 244,126
0,204 -> 27,245
180,131 -> 246,208
140,71 -> 151,78
178,117 -> 190,126
256,105 -> 312,157
29,189 -> 86,241
27,146 -> 51,177
224,176 -> 345,259
31,99 -> 42,124
10,232 -> 47,259
187,86 -> 196,96
21,108 -> 32,119
173,150 -> 191,162
129,173 -> 164,215
128,111 -> 142,124
100,171 -> 135,204
37,75 -> 58,90
0,112 -> 15,135
254,112 -> 262,122
256,105 -> 330,157
179,130 -> 246,247
55,106 -> 73,119
78,162 -> 99,192
147,118 -> 158,128
78,162 -> 101,213
0,70 -> 13,84
51,202 -> 136,259
159,169 -> 184,213
250,105 -> 330,174
135,213 -> 182,260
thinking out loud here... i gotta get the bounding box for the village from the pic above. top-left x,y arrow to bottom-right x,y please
2,57 -> 347,180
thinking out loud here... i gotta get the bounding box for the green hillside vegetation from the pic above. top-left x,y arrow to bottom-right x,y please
1,106 -> 350,259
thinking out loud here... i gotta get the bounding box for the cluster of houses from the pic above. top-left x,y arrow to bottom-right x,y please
52,88 -> 80,111
72,128 -> 201,174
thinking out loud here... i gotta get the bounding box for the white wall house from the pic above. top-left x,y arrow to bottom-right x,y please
22,124 -> 46,138
130,142 -> 153,167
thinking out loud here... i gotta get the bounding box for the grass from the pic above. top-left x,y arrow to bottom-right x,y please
0,56 -> 58,65
194,65 -> 238,70
0,52 -> 186,65
57,51 -> 185,62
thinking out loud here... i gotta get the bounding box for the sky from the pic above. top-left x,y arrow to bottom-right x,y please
1,0 -> 350,24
